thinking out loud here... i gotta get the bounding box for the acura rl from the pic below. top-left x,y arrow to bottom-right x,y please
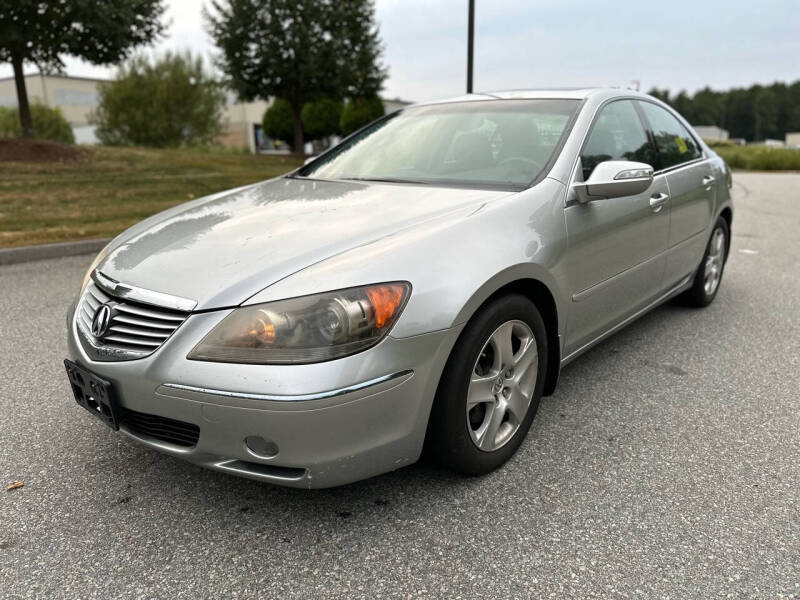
65,88 -> 733,488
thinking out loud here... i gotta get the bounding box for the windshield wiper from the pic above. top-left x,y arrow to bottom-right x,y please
337,176 -> 430,185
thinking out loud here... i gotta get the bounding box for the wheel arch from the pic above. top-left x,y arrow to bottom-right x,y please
478,279 -> 561,396
448,267 -> 564,397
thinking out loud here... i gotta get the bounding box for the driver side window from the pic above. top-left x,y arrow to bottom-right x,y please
581,100 -> 655,180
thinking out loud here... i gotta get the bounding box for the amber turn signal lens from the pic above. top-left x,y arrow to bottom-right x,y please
366,284 -> 407,328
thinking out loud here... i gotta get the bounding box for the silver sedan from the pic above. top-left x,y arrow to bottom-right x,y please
65,88 -> 733,488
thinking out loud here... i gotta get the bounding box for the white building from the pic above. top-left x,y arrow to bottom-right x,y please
692,125 -> 729,142
785,132 -> 800,148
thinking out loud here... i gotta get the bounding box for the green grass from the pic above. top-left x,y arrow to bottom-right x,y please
0,146 -> 302,248
708,142 -> 800,171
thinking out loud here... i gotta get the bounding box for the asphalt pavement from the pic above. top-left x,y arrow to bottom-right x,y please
1,172 -> 798,599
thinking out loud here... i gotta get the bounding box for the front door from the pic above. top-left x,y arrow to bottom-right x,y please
563,99 -> 669,356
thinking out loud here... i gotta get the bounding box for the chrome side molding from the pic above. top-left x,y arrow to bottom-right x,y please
561,273 -> 693,366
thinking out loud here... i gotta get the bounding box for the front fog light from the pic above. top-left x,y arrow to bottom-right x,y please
187,282 -> 410,364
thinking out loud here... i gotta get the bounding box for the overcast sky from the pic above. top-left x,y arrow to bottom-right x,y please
2,0 -> 799,102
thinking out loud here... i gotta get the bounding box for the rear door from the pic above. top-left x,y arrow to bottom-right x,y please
637,101 -> 715,288
563,99 -> 669,355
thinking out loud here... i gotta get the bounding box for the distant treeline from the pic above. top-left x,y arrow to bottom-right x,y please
648,81 -> 800,142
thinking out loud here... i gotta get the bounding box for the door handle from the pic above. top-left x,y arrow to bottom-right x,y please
649,192 -> 669,212
702,175 -> 715,186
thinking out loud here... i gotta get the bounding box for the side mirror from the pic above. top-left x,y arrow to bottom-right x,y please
572,160 -> 653,203
303,155 -> 317,166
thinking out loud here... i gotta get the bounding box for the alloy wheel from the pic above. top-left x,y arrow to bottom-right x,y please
704,227 -> 726,296
466,320 -> 538,452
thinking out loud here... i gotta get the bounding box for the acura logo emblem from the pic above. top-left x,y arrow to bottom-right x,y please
91,304 -> 112,338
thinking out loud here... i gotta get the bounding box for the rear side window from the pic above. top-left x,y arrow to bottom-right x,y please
581,100 -> 655,180
638,101 -> 701,169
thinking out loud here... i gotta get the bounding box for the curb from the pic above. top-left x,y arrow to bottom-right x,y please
0,238 -> 110,266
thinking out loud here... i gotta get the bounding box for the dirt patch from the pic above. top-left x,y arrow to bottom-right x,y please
0,138 -> 86,163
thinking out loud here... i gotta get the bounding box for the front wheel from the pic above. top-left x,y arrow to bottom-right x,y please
428,294 -> 548,476
679,217 -> 729,307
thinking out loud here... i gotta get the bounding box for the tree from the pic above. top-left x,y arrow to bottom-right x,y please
93,52 -> 225,148
648,80 -> 800,142
0,0 -> 165,138
262,99 -> 295,148
647,88 -> 671,103
672,91 -> 695,124
690,87 -> 723,126
206,0 -> 386,154
302,98 -> 343,142
753,87 -> 778,141
337,0 -> 387,98
340,97 -> 385,135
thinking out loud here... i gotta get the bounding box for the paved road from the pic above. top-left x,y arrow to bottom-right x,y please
1,173 -> 798,599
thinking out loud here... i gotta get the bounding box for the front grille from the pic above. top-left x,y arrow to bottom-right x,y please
121,408 -> 200,448
76,281 -> 189,361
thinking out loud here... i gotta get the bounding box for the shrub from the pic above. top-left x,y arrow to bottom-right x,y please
262,98 -> 295,148
714,145 -> 800,170
92,51 -> 225,147
302,98 -> 343,142
0,103 -> 75,143
340,97 -> 385,135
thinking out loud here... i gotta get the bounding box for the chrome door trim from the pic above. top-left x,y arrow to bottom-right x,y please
160,369 -> 414,403
93,270 -> 198,312
561,273 -> 693,366
651,156 -> 710,177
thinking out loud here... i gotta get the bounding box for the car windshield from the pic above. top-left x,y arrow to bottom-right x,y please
297,99 -> 581,189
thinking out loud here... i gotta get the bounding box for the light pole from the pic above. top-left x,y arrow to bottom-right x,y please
467,0 -> 475,93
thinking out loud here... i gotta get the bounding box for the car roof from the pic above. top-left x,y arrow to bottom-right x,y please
410,87 -> 647,107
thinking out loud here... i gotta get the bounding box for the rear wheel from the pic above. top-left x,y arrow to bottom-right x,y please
680,217 -> 729,307
428,294 -> 547,475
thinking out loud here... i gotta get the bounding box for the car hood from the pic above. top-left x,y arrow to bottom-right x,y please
98,177 -> 512,309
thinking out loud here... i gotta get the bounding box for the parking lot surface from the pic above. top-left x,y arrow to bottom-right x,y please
1,172 -> 798,599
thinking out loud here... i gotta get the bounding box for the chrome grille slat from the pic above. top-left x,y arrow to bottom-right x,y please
108,325 -> 171,339
76,281 -> 190,361
88,287 -> 109,304
112,314 -> 177,330
103,334 -> 162,348
85,294 -> 100,310
114,303 -> 185,322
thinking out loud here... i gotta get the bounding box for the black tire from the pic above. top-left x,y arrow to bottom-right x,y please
679,216 -> 729,308
428,294 -> 548,476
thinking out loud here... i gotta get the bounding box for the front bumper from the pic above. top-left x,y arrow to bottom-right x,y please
66,301 -> 460,488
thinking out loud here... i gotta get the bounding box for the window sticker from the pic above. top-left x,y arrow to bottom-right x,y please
675,136 -> 688,154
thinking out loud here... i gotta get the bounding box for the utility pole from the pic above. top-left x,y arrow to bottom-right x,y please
467,0 -> 475,93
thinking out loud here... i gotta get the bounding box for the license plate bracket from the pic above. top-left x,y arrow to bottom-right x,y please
64,359 -> 120,430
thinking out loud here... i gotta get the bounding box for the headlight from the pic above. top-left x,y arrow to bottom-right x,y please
187,282 -> 411,364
